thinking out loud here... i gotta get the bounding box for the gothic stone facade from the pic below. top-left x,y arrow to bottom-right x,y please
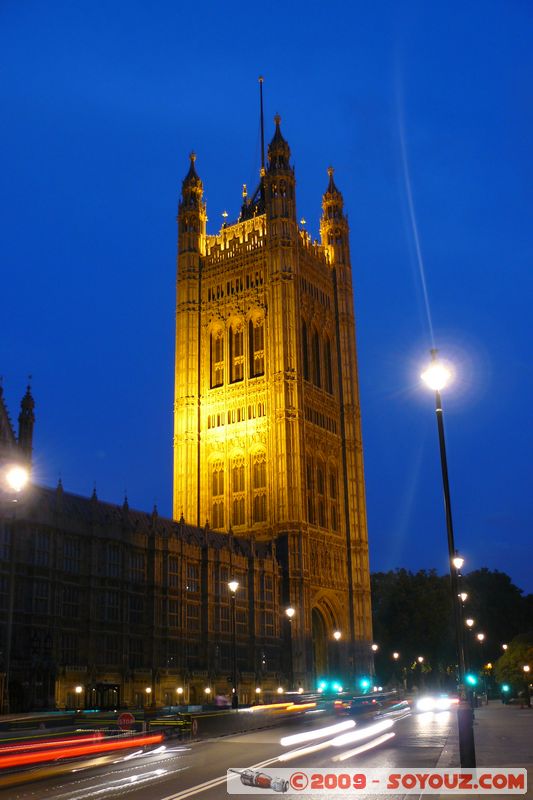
173,118 -> 373,683
1,482 -> 284,711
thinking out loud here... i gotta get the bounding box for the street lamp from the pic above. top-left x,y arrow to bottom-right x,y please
75,685 -> 83,712
4,465 -> 29,494
421,349 -> 476,767
1,460 -> 30,714
228,580 -> 239,709
452,555 -> 464,571
502,644 -> 508,651
333,630 -> 342,641
371,643 -> 379,652
466,618 -> 474,628
284,607 -> 296,690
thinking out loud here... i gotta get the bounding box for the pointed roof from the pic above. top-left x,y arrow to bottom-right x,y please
267,114 -> 291,168
325,166 -> 342,197
182,151 -> 202,189
20,384 -> 35,415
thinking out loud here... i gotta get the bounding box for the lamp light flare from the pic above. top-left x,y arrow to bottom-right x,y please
333,630 -> 342,641
228,580 -> 239,594
285,607 -> 295,619
465,618 -> 474,628
452,555 -> 464,570
371,643 -> 378,652
421,361 -> 451,391
477,633 -> 485,642
5,465 -> 29,493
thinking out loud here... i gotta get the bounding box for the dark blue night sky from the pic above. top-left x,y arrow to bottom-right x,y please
2,2 -> 532,591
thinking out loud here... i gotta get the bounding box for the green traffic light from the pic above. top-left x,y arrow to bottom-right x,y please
465,673 -> 478,686
359,678 -> 371,690
501,684 -> 510,693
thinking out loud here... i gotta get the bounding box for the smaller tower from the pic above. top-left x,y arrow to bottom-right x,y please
320,167 -> 350,266
264,115 -> 297,241
173,153 -> 206,522
18,385 -> 35,462
178,152 -> 206,258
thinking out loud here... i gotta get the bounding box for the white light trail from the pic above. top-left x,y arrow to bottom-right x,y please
332,732 -> 396,761
280,719 -> 355,747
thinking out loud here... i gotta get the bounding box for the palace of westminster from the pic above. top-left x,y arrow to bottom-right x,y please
0,112 -> 373,712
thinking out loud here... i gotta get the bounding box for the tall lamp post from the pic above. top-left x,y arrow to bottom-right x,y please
285,607 -> 295,690
421,350 -> 476,767
1,461 -> 30,714
228,580 -> 239,709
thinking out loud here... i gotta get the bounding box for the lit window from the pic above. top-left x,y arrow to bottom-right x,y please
211,330 -> 224,388
249,319 -> 265,378
324,336 -> 333,394
230,324 -> 244,382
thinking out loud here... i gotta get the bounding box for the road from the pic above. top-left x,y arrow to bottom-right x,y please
0,709 -> 455,800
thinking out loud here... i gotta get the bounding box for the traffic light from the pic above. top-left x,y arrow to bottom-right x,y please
358,677 -> 371,692
501,684 -> 510,704
501,684 -> 510,692
465,673 -> 478,687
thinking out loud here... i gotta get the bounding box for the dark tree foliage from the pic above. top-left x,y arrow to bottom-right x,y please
371,568 -> 531,689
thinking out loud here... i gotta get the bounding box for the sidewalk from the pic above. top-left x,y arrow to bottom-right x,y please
436,701 -> 533,797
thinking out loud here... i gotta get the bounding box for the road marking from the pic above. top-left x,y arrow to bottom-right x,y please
159,757 -> 280,800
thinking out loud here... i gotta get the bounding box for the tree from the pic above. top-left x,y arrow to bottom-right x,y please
494,634 -> 533,698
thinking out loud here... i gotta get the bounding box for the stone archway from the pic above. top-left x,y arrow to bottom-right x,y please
312,607 -> 328,681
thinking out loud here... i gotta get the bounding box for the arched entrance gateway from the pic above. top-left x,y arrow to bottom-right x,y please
312,608 -> 328,681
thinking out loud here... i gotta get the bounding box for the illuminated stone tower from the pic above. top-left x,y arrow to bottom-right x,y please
174,117 -> 373,681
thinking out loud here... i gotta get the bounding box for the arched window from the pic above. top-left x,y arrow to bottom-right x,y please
324,336 -> 333,394
312,328 -> 321,388
232,457 -> 245,526
230,324 -> 244,383
317,462 -> 326,528
210,330 -> 224,388
302,320 -> 309,381
252,452 -> 267,523
306,460 -> 315,524
329,469 -> 339,532
211,461 -> 224,529
249,319 -> 265,378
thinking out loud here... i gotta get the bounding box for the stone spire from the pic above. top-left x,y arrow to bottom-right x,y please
18,384 -> 35,460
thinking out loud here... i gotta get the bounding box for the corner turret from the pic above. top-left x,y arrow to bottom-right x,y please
18,384 -> 35,462
320,166 -> 350,266
178,152 -> 206,257
264,116 -> 296,239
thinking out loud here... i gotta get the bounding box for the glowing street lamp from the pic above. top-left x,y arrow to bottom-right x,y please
228,580 -> 239,709
1,461 -> 30,715
477,633 -> 485,643
333,630 -> 342,641
502,644 -> 508,651
75,685 -> 83,711
466,618 -> 475,628
452,555 -> 464,571
4,465 -> 29,493
421,349 -> 475,767
371,643 -> 379,652
459,592 -> 468,602
285,607 -> 295,620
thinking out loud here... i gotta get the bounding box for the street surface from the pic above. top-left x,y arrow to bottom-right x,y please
0,708 -> 456,800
